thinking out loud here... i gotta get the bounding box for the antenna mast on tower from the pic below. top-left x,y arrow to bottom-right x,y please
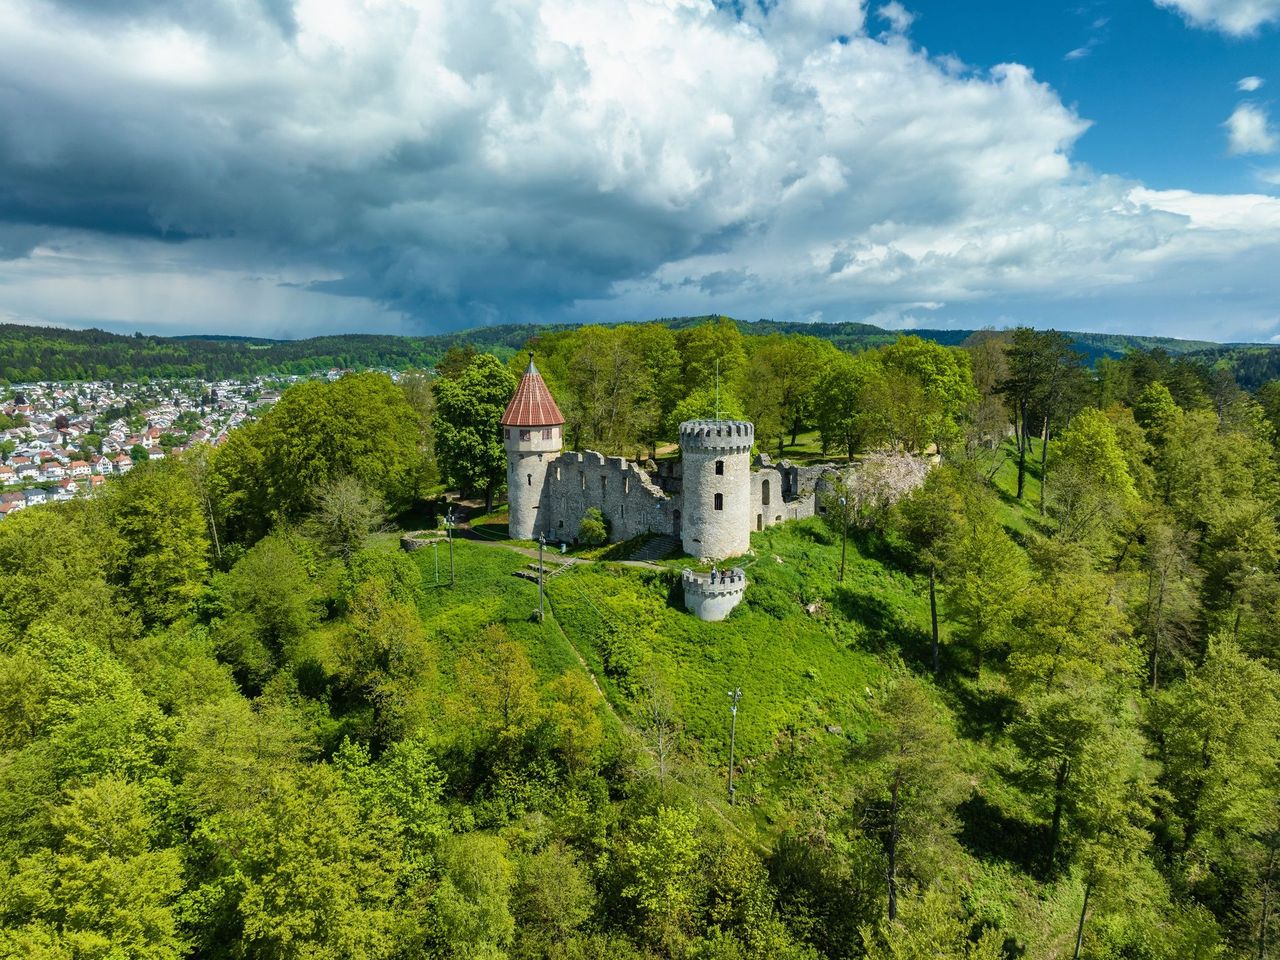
714,358 -> 721,420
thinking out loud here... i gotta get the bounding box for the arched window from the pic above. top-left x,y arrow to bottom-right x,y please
714,492 -> 723,511
715,460 -> 724,476
761,479 -> 770,506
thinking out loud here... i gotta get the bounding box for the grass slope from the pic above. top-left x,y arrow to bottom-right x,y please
405,484 -> 1099,953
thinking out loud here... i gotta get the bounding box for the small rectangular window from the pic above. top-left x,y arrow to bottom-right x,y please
714,492 -> 723,511
542,428 -> 553,440
519,429 -> 531,441
715,460 -> 724,475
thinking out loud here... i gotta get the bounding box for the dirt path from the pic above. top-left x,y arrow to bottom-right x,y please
451,526 -> 668,571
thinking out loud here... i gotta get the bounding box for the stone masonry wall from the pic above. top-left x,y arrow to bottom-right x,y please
543,451 -> 676,542
679,421 -> 753,560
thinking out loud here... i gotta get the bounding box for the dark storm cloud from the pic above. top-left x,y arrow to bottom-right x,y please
43,0 -> 298,37
0,0 -> 1279,339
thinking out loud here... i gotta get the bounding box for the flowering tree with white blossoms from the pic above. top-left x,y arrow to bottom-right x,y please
826,452 -> 933,530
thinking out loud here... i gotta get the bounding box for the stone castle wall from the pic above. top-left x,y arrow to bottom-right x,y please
542,451 -> 676,542
509,423 -> 864,555
682,567 -> 747,621
679,420 -> 753,560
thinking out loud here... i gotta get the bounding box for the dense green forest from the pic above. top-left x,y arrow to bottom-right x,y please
8,319 -> 1280,958
0,316 -> 1229,384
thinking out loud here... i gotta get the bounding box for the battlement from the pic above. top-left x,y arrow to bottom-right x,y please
682,567 -> 748,591
555,450 -> 669,500
681,566 -> 748,621
678,419 -> 754,454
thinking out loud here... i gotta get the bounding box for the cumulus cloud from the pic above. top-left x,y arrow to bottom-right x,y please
0,0 -> 1279,340
1226,103 -> 1279,155
1239,75 -> 1266,91
1155,0 -> 1280,36
877,2 -> 914,32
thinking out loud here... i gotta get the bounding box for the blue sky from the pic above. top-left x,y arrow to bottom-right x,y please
1,0 -> 1279,342
907,0 -> 1280,195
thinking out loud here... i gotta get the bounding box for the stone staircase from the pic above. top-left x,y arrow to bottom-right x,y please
626,534 -> 680,563
512,558 -> 580,582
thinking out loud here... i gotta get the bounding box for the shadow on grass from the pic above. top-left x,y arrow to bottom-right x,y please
830,585 -> 932,657
957,793 -> 1046,873
471,520 -> 510,540
395,498 -> 446,531
943,675 -> 1019,740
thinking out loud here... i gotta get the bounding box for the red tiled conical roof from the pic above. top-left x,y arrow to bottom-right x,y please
501,354 -> 565,427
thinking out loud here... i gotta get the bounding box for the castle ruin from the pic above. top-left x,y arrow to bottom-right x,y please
501,354 -> 845,561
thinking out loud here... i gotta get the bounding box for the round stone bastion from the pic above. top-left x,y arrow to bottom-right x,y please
682,567 -> 748,622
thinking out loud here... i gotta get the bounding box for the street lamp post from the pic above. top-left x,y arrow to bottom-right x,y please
838,495 -> 848,584
445,508 -> 456,586
537,532 -> 546,622
727,687 -> 742,805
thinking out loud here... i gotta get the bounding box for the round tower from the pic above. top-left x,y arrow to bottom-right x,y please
501,354 -> 565,540
678,419 -> 753,560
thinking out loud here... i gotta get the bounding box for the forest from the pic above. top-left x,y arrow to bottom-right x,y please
0,316 -> 1225,385
5,318 -> 1280,959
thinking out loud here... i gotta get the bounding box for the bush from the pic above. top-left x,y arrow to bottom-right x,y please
578,508 -> 610,546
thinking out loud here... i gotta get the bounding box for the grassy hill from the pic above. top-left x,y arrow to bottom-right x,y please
398,467 -> 1110,954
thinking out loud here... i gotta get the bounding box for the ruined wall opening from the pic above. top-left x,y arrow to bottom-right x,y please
762,479 -> 770,505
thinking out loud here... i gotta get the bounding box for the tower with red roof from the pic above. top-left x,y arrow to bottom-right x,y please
501,354 -> 565,539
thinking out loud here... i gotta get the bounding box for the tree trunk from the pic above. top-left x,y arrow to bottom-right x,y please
1047,757 -> 1070,874
1038,415 -> 1050,515
929,565 -> 940,676
887,775 -> 900,921
1015,401 -> 1028,499
1073,881 -> 1091,960
1148,634 -> 1160,691
485,485 -> 494,512
1260,837 -> 1277,960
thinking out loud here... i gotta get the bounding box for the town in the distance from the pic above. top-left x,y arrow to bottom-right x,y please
0,374 -> 346,518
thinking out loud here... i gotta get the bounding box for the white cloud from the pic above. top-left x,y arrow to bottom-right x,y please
877,2 -> 914,32
1155,0 -> 1280,36
1225,103 -> 1279,155
1239,75 -> 1266,91
0,0 -> 1278,341
1064,46 -> 1091,60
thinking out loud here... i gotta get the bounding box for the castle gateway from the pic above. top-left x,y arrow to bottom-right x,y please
500,355 -> 837,561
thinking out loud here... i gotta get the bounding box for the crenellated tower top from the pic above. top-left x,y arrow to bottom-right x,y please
678,419 -> 754,455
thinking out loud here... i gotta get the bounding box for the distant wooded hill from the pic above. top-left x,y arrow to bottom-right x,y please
0,316 -> 1268,387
